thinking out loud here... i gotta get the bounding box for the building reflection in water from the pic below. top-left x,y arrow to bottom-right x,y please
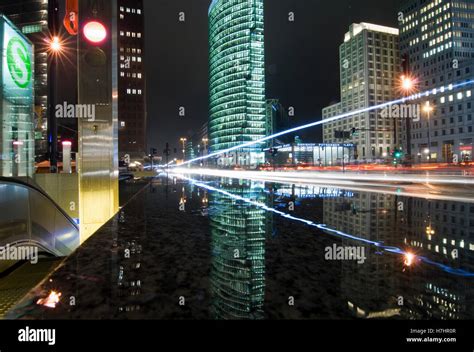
322,191 -> 474,319
208,178 -> 269,320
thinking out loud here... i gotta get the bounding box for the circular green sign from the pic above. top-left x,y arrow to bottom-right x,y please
7,37 -> 32,89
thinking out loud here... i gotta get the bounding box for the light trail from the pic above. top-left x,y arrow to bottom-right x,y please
176,174 -> 474,278
175,79 -> 474,167
170,168 -> 474,186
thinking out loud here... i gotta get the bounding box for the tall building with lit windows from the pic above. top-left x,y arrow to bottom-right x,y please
118,0 -> 146,159
322,23 -> 401,162
399,0 -> 474,163
0,0 -> 50,158
208,0 -> 266,167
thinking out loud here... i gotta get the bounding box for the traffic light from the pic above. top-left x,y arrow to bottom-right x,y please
78,1 -> 111,105
392,149 -> 404,164
393,149 -> 403,159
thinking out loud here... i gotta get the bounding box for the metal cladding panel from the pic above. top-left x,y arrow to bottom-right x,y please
77,0 -> 119,241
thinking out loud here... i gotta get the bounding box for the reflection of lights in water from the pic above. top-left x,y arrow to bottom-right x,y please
36,291 -> 62,308
175,175 -> 474,278
404,252 -> 416,267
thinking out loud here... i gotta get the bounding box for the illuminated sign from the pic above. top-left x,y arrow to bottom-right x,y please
3,20 -> 33,94
6,38 -> 32,88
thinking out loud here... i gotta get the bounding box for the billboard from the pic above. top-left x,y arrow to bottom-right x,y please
0,15 -> 35,177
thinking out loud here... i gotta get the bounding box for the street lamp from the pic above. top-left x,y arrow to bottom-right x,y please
50,36 -> 62,53
47,34 -> 65,173
202,138 -> 209,166
423,102 -> 434,163
180,138 -> 187,161
398,74 -> 419,162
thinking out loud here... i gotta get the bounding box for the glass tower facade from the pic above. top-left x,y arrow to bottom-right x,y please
208,0 -> 266,165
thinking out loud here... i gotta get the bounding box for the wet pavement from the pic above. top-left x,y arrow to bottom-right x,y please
5,175 -> 474,320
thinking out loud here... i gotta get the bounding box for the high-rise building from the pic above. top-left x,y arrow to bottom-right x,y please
0,0 -> 49,158
208,0 -> 266,166
399,0 -> 474,163
323,23 -> 401,162
117,1 -> 146,159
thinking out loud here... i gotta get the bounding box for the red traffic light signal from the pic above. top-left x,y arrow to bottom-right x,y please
83,21 -> 107,44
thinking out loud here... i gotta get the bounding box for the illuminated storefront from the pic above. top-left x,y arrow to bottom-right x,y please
0,15 -> 34,178
208,0 -> 266,165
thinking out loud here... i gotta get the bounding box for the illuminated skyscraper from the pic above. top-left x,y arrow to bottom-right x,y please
118,0 -> 147,159
208,0 -> 266,166
323,23 -> 401,162
399,0 -> 474,163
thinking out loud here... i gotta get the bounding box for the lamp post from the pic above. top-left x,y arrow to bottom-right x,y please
398,74 -> 418,162
423,101 -> 434,163
47,0 -> 61,173
202,138 -> 208,167
180,138 -> 187,162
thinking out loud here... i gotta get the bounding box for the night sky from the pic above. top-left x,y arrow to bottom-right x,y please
144,0 -> 403,155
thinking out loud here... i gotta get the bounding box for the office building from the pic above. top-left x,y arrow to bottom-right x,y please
323,23 -> 401,162
399,0 -> 474,163
208,0 -> 266,166
118,0 -> 147,159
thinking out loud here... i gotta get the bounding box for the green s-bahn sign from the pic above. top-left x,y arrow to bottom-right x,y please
6,37 -> 32,89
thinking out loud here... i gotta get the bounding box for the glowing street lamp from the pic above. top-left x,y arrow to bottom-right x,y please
398,74 -> 418,96
50,36 -> 62,53
404,252 -> 416,267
